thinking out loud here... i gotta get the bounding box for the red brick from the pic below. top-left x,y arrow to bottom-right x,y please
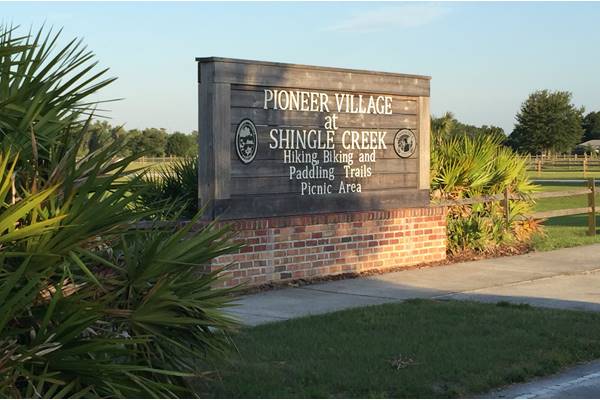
202,206 -> 447,288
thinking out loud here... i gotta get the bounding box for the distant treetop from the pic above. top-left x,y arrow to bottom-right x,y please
507,90 -> 584,155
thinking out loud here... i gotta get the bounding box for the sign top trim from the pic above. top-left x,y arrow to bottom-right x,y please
195,57 -> 432,81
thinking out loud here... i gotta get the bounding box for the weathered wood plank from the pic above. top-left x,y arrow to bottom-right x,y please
198,57 -> 431,80
230,107 -> 418,129
230,124 -> 416,143
531,189 -> 590,199
201,59 -> 430,96
231,158 -> 419,178
198,64 -> 233,218
232,145 -> 417,162
213,84 -> 231,200
230,173 -> 417,196
214,189 -> 430,220
230,133 -> 419,160
228,125 -> 419,154
230,87 -> 418,115
432,195 -> 504,207
198,65 -> 215,212
418,96 -> 430,190
432,189 -> 593,207
531,207 -> 590,219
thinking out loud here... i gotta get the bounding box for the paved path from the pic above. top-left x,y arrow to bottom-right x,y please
230,244 -> 600,325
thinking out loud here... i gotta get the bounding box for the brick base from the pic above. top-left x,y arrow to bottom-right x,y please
208,207 -> 447,288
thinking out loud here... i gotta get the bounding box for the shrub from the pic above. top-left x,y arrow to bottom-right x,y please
431,118 -> 541,254
139,156 -> 199,219
0,25 -> 240,397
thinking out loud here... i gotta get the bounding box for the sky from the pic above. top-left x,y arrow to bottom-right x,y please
3,1 -> 600,134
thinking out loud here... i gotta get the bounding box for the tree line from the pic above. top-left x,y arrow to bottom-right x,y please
84,121 -> 198,157
434,90 -> 600,156
92,89 -> 599,159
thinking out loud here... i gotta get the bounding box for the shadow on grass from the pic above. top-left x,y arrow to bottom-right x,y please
535,213 -> 600,251
543,213 -> 598,227
536,181 -> 586,188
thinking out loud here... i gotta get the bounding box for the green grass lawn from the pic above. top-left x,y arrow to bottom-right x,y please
125,160 -> 176,171
527,170 -> 600,180
195,300 -> 600,398
533,214 -> 600,251
529,181 -> 600,250
534,195 -> 592,212
533,183 -> 592,192
532,182 -> 599,212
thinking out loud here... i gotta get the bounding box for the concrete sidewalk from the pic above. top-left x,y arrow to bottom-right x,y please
230,244 -> 600,326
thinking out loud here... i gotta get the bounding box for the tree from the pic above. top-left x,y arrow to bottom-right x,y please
189,130 -> 199,156
85,120 -> 126,154
476,125 -> 506,143
120,128 -> 197,158
122,128 -> 143,156
123,127 -> 167,157
166,131 -> 195,156
431,112 -> 506,146
508,90 -> 584,155
583,111 -> 600,142
141,127 -> 168,156
431,112 -> 455,137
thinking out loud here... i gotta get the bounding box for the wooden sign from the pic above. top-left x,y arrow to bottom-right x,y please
197,57 -> 431,220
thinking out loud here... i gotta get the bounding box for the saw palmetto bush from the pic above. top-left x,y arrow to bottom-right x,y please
0,26 -> 117,186
430,115 -> 541,254
140,156 -> 199,219
0,25 -> 241,397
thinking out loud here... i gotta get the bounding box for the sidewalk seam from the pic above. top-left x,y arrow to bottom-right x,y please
299,267 -> 600,303
444,266 -> 600,297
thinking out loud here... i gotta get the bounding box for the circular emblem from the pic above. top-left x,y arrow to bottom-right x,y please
235,119 -> 258,164
393,129 -> 416,158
